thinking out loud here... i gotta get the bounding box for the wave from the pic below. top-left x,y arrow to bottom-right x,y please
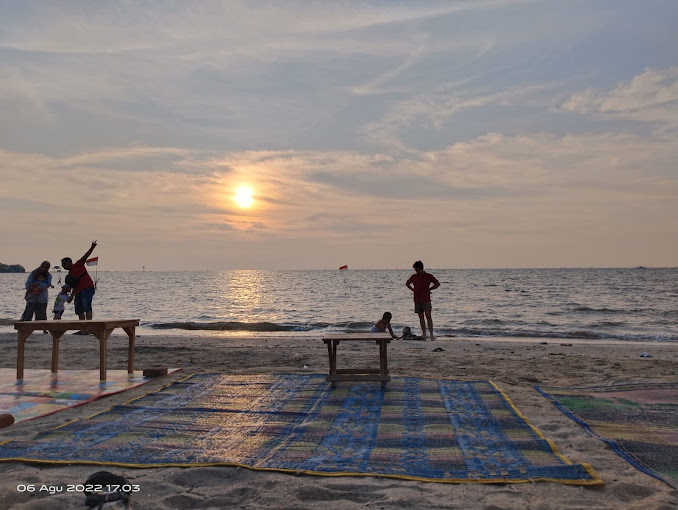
439,327 -> 678,342
149,320 -> 377,333
144,321 -> 678,342
150,321 -> 305,332
2,314 -> 675,342
571,306 -> 642,314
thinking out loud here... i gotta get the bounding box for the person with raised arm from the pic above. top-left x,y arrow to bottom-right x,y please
60,240 -> 97,329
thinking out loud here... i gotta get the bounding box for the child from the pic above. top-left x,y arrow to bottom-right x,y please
401,326 -> 422,340
371,312 -> 397,339
25,274 -> 46,299
53,285 -> 72,320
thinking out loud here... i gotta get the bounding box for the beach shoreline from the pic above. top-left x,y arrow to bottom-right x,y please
0,332 -> 677,509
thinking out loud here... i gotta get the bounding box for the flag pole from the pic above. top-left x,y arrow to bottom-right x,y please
86,256 -> 100,288
339,265 -> 350,293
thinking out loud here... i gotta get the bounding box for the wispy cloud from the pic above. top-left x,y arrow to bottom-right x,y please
562,67 -> 678,129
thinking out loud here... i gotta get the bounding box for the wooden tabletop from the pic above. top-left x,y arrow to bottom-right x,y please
322,332 -> 391,341
14,319 -> 140,331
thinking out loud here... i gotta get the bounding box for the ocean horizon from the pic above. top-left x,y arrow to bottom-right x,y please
2,267 -> 677,342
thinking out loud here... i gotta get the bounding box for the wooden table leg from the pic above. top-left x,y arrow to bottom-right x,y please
93,328 -> 113,380
332,342 -> 338,376
123,326 -> 136,374
326,340 -> 338,388
378,340 -> 385,388
50,331 -> 66,373
325,341 -> 331,373
16,330 -> 32,379
377,340 -> 384,377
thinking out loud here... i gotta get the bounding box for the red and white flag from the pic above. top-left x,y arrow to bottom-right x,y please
339,265 -> 348,271
86,257 -> 98,266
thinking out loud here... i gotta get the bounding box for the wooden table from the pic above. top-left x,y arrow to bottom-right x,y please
13,319 -> 140,381
322,333 -> 391,388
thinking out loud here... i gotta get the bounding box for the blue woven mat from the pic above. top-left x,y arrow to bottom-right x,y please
536,382 -> 678,488
0,374 -> 601,484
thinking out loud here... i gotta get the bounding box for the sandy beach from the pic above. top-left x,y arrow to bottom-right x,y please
0,331 -> 677,509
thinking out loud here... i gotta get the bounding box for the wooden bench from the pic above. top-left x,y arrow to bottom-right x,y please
14,319 -> 140,381
322,333 -> 391,388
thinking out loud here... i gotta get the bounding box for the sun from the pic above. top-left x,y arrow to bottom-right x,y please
233,186 -> 254,208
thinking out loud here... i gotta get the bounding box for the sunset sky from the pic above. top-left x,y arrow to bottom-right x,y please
2,1 -> 677,271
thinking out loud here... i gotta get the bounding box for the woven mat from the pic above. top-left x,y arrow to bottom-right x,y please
0,374 -> 601,484
0,368 -> 180,424
536,382 -> 678,488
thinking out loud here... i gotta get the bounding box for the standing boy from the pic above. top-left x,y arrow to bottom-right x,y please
53,285 -> 72,319
405,260 -> 440,340
61,240 -> 97,326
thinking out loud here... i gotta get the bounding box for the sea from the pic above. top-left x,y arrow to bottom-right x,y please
1,268 -> 677,342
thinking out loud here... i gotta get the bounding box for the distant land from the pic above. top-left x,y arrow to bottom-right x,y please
0,263 -> 25,273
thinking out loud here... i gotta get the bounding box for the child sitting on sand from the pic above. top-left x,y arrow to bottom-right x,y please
371,312 -> 397,339
53,285 -> 72,320
401,326 -> 422,340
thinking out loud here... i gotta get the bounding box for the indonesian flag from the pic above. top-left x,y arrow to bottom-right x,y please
339,265 -> 348,270
86,257 -> 98,266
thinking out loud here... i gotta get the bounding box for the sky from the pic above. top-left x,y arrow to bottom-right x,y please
1,0 -> 677,271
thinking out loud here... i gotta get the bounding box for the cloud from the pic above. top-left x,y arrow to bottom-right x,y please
561,67 -> 678,132
6,117 -> 675,228
361,81 -> 554,151
0,2 -> 501,56
2,120 -> 676,269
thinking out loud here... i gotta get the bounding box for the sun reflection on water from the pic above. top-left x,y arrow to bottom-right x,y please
216,270 -> 264,317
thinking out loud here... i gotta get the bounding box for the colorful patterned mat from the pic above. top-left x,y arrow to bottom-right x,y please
536,382 -> 678,488
0,368 -> 180,424
0,374 -> 601,484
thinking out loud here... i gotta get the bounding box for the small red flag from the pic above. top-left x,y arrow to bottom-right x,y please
339,265 -> 348,270
86,257 -> 98,266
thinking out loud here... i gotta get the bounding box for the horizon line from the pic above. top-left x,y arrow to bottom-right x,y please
18,265 -> 676,273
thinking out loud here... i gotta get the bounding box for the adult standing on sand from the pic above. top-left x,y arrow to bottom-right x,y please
20,261 -> 52,322
61,241 -> 97,327
406,260 -> 440,340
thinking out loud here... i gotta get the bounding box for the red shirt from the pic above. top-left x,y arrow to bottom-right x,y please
406,271 -> 439,303
70,260 -> 95,295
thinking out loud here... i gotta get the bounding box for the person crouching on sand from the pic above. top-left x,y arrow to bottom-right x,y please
371,312 -> 398,339
401,326 -> 422,340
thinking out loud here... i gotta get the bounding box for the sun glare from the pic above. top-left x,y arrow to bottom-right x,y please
234,186 -> 254,208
